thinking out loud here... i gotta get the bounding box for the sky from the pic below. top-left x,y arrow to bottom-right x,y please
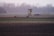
0,0 -> 54,7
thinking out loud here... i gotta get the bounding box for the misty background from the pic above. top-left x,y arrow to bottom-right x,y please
0,3 -> 54,17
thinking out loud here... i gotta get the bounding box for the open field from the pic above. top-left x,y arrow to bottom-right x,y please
0,17 -> 54,36
0,17 -> 54,21
0,17 -> 54,23
0,23 -> 54,36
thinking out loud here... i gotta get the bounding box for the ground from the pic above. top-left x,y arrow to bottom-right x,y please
0,17 -> 54,23
0,17 -> 54,36
0,17 -> 54,21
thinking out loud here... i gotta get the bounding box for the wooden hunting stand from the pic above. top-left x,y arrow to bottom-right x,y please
27,9 -> 32,18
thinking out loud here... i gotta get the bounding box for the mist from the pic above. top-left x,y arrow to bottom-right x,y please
0,3 -> 54,16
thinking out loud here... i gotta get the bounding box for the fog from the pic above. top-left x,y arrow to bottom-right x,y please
0,3 -> 54,16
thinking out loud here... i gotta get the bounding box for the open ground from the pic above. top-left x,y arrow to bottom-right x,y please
0,17 -> 54,23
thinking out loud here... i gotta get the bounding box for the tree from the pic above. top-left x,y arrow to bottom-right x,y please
0,7 -> 6,13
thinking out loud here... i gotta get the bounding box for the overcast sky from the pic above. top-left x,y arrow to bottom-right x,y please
0,0 -> 54,6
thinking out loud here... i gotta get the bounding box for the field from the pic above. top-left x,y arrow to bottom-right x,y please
0,17 -> 54,23
0,17 -> 54,21
0,17 -> 54,36
0,23 -> 54,36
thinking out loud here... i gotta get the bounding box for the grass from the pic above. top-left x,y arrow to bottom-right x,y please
0,17 -> 54,21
